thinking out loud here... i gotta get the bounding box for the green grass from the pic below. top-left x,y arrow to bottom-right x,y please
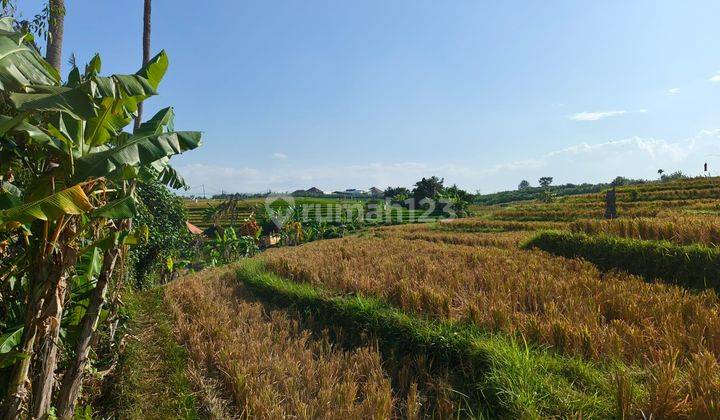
112,288 -> 200,419
523,230 -> 720,292
236,259 -> 630,419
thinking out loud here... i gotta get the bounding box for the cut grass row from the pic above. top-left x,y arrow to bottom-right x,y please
236,259 -> 619,418
524,230 -> 720,292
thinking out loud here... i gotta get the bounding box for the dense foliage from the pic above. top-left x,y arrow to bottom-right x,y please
131,181 -> 191,287
0,21 -> 200,418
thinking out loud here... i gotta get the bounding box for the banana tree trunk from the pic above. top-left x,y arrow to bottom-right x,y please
2,298 -> 40,419
2,228 -> 65,420
55,248 -> 119,419
30,248 -> 77,419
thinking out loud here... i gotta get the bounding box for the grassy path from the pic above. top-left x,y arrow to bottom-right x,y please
112,288 -> 200,419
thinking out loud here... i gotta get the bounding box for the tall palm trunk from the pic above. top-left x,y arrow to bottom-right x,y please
134,0 -> 152,132
55,248 -> 119,419
45,0 -> 65,72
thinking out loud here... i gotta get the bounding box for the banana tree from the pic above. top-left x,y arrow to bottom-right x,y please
0,18 -> 201,418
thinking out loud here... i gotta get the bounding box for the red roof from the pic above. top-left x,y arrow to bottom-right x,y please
186,221 -> 204,235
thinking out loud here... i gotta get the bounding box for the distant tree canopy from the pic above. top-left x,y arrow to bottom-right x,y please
612,176 -> 630,187
610,176 -> 646,187
477,183 -> 621,205
518,180 -> 531,190
413,176 -> 445,204
441,184 -> 475,215
383,186 -> 410,199
538,177 -> 553,188
660,171 -> 687,182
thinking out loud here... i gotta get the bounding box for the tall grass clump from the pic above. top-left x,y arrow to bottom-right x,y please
524,230 -> 720,291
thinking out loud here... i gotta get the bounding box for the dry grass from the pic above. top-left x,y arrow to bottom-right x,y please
489,206 -> 664,221
570,216 -> 720,246
165,267 -> 426,419
260,236 -> 720,417
373,224 -> 533,248
436,218 -> 567,231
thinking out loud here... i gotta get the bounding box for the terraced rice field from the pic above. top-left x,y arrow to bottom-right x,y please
185,197 -> 433,229
170,177 -> 720,417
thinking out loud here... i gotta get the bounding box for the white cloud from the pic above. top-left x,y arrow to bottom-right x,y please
710,75 -> 720,83
568,110 -> 626,121
175,130 -> 720,194
666,88 -> 680,95
271,152 -> 288,160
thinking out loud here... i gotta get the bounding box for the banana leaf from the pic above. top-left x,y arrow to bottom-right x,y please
155,164 -> 188,190
80,226 -> 148,256
0,326 -> 22,353
136,50 -> 168,90
74,130 -> 201,181
92,195 -> 137,219
0,184 -> 93,226
0,114 -> 58,150
83,52 -> 168,147
0,17 -> 59,90
9,84 -> 97,121
135,107 -> 174,137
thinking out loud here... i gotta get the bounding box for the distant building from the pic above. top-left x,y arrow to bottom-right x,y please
333,188 -> 368,198
369,187 -> 383,197
291,187 -> 325,197
306,187 -> 325,196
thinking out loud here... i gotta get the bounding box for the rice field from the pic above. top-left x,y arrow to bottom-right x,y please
258,235 -> 720,417
170,176 -> 720,417
570,216 -> 720,246
165,267 -> 461,418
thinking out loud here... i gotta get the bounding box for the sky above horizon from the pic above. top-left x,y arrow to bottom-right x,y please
17,0 -> 720,194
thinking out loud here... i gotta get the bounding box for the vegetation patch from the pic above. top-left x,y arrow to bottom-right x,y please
524,230 -> 720,291
237,259 -> 619,418
111,288 -> 200,419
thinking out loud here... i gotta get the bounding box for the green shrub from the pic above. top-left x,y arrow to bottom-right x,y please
524,230 -> 720,291
131,181 -> 192,288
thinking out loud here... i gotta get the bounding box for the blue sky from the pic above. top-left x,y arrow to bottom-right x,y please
16,0 -> 720,194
